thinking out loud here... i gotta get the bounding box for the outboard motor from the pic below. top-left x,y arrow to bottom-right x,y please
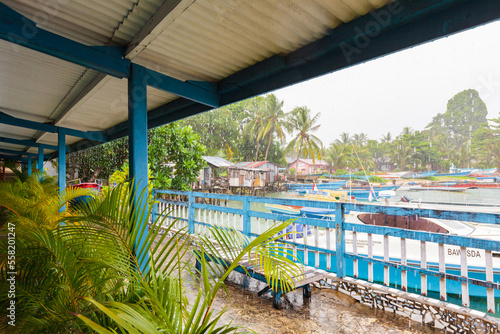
400,195 -> 411,203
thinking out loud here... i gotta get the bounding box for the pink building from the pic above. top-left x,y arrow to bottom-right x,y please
288,159 -> 330,174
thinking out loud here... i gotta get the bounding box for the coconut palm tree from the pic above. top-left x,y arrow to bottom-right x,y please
285,107 -> 323,181
336,132 -> 351,145
261,94 -> 286,161
325,143 -> 348,171
351,133 -> 368,147
242,96 -> 266,161
381,132 -> 392,143
390,140 -> 413,171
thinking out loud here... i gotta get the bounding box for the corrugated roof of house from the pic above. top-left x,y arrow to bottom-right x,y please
293,159 -> 330,166
202,156 -> 234,168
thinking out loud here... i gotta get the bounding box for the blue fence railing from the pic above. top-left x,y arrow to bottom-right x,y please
153,189 -> 500,314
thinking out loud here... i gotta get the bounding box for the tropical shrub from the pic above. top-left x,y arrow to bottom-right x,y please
0,175 -> 300,333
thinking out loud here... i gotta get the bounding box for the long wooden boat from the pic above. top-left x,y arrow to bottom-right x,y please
264,204 -> 500,298
422,182 -> 500,189
409,186 -> 469,192
339,185 -> 399,199
402,170 -> 439,179
294,173 -> 324,181
435,171 -> 471,177
285,180 -> 347,190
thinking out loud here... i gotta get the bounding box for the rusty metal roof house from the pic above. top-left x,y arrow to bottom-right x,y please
236,161 -> 280,183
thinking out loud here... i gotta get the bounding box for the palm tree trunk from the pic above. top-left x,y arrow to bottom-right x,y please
255,140 -> 260,161
264,132 -> 272,161
294,148 -> 302,182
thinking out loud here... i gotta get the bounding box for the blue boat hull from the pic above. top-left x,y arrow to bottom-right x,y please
285,181 -> 347,190
291,249 -> 500,313
342,186 -> 398,199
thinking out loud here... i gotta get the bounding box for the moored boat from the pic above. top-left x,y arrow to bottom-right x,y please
285,180 -> 347,191
265,204 -> 500,298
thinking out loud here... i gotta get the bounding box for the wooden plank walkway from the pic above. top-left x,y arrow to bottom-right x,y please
195,247 -> 325,309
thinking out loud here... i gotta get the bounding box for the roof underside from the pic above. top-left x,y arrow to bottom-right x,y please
0,0 -> 498,159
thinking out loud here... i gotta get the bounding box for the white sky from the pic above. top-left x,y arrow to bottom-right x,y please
272,21 -> 500,146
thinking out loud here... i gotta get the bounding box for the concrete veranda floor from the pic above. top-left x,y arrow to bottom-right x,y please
208,271 -> 438,334
153,234 -> 438,334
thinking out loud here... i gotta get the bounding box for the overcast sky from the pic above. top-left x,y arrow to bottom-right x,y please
272,21 -> 500,147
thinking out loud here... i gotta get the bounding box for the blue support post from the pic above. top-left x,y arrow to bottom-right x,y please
128,63 -> 149,275
151,189 -> 158,223
58,129 -> 66,211
243,197 -> 251,238
37,145 -> 44,172
188,192 -> 195,234
27,154 -> 32,176
335,203 -> 345,278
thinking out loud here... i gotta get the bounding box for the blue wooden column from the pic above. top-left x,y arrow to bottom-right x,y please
58,129 -> 66,210
37,145 -> 44,172
27,154 -> 32,175
128,63 -> 149,275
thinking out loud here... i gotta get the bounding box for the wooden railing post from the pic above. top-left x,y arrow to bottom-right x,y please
188,192 -> 195,234
243,197 -> 251,237
335,203 -> 345,278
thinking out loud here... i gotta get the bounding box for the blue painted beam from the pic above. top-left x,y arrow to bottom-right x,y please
142,66 -> 220,108
58,129 -> 66,201
0,148 -> 50,160
0,148 -> 29,156
0,111 -> 106,142
0,3 -> 130,78
0,154 -> 27,163
0,136 -> 58,150
128,64 -> 149,276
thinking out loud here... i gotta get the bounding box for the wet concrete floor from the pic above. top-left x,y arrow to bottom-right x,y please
206,271 -> 439,334
154,236 -> 438,333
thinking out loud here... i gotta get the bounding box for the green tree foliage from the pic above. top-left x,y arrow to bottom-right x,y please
149,123 -> 206,191
178,103 -> 242,158
67,124 -> 206,190
444,89 -> 488,141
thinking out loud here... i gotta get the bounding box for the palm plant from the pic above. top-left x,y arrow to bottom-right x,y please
336,132 -> 351,145
325,143 -> 347,171
351,133 -> 368,147
380,132 -> 392,143
1,175 -> 301,333
285,107 -> 323,181
242,96 -> 266,161
390,141 -> 413,171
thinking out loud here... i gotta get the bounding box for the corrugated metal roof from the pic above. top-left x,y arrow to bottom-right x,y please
133,0 -> 390,82
0,0 -> 393,156
237,161 -> 276,168
295,159 -> 330,166
202,156 -> 234,168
